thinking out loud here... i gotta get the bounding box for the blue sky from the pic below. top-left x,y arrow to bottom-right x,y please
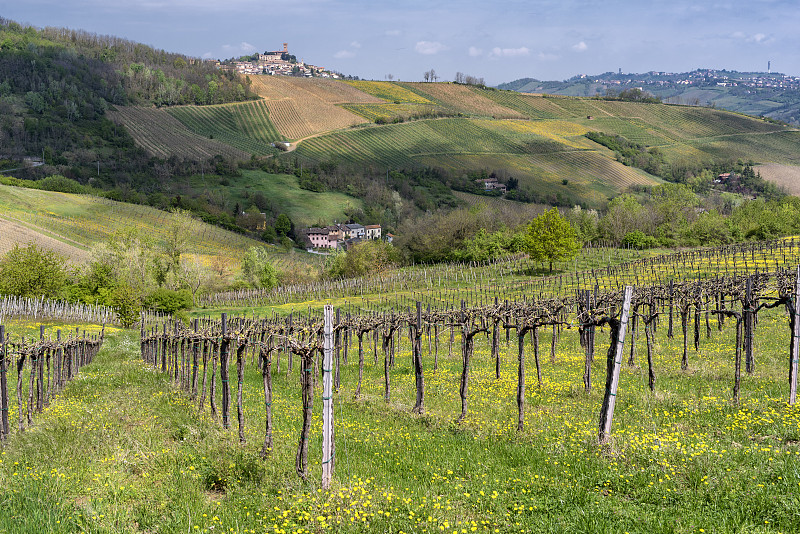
3,0 -> 799,85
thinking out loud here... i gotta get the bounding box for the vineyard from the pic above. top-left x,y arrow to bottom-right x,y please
106,106 -> 248,160
248,76 -> 368,139
2,237 -> 800,532
0,216 -> 88,263
397,82 -> 526,119
166,101 -> 285,156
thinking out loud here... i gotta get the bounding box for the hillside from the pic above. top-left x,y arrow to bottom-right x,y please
0,183 -> 322,274
499,69 -> 800,126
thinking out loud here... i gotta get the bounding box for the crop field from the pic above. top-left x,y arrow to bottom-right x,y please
0,184 -> 315,272
248,76 -> 368,139
167,101 -> 284,156
106,106 -> 248,160
2,290 -> 799,533
398,83 -> 526,119
278,77 -> 382,104
476,90 -> 571,119
341,80 -> 434,103
0,216 -> 89,263
293,118 -> 579,167
756,163 -> 800,195
340,103 -> 442,122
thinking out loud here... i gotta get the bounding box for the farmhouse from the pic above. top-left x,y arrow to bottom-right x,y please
476,177 -> 507,193
302,222 -> 385,250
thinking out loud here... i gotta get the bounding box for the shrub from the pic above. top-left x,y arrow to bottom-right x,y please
143,288 -> 193,314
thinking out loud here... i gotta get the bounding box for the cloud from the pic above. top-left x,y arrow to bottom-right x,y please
334,50 -> 355,59
202,51 -> 214,59
732,31 -> 774,44
747,33 -> 770,43
350,41 -> 362,49
468,46 -> 483,57
572,41 -> 588,52
415,41 -> 447,55
537,52 -> 559,61
385,29 -> 401,37
489,46 -> 530,58
222,41 -> 257,53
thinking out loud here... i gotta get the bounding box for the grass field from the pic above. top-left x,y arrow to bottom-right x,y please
107,106 -> 248,160
187,169 -> 363,228
0,183 -> 317,273
1,304 -> 798,533
167,101 -> 285,156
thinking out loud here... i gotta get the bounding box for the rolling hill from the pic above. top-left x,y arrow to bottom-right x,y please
107,77 -> 800,207
0,183 -> 323,275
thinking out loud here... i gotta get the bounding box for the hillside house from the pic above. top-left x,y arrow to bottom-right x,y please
343,223 -> 365,239
476,177 -> 507,193
365,224 -> 382,240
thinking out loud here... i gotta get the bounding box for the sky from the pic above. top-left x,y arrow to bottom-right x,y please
3,0 -> 800,85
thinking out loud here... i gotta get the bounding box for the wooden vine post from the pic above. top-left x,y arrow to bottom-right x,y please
598,285 -> 634,444
259,336 -> 275,458
0,325 -> 7,441
790,267 -> 800,405
322,305 -> 335,490
411,301 -> 425,414
744,277 -> 755,374
220,313 -> 230,428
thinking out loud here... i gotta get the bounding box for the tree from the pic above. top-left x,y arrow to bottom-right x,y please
524,208 -> 581,272
0,244 -> 68,298
274,213 -> 293,237
241,247 -> 278,289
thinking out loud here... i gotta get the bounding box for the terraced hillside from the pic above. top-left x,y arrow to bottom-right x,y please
107,106 -> 248,160
166,100 -> 285,156
108,77 -> 800,202
0,184 -> 322,274
248,76 -> 369,139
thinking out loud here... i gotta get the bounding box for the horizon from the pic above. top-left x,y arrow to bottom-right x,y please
3,1 -> 799,86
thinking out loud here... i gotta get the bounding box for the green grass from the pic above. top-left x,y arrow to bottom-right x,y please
167,101 -> 285,156
2,305 -> 799,533
188,169 -> 363,229
0,183 -> 318,274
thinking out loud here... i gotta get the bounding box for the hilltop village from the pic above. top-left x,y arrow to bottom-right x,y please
216,43 -> 337,78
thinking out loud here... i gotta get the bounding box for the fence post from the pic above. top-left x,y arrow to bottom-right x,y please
599,285 -> 634,444
220,313 -> 230,429
322,305 -> 335,490
0,325 -> 7,441
791,267 -> 800,405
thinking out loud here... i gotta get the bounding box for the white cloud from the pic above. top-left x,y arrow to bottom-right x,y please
732,31 -> 774,44
415,41 -> 447,55
350,41 -> 362,49
747,33 -> 769,43
385,29 -> 401,37
572,41 -> 588,52
334,50 -> 355,59
222,41 -> 257,53
537,52 -> 559,61
468,46 -> 483,57
202,51 -> 214,59
489,46 -> 530,58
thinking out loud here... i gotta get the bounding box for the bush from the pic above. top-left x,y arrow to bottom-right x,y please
621,230 -> 659,249
0,244 -> 67,298
143,288 -> 193,314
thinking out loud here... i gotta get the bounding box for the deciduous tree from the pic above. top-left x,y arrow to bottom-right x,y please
524,208 -> 580,272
